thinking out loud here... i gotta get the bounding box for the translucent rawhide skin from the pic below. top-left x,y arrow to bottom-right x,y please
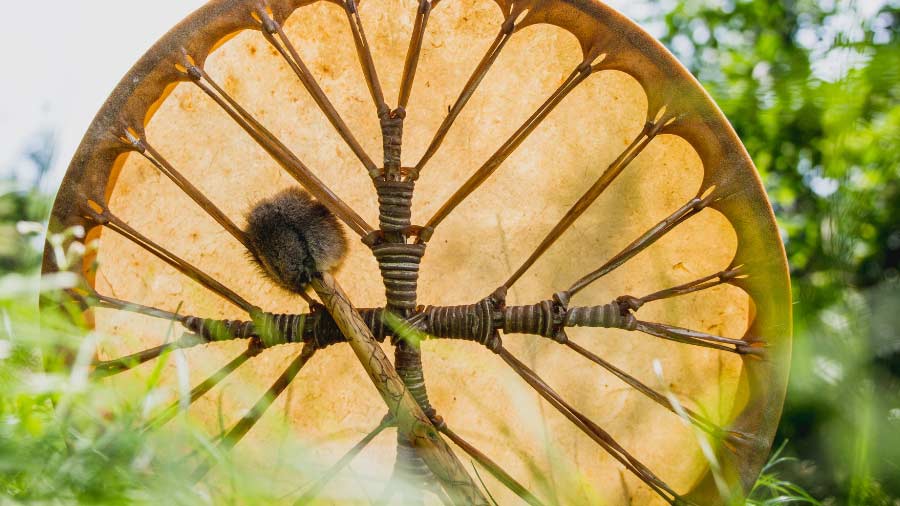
44,0 -> 790,504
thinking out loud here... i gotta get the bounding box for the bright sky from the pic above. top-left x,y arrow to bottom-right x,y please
0,1 -> 206,189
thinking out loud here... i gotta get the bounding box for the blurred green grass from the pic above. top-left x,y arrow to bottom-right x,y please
0,262 -> 821,506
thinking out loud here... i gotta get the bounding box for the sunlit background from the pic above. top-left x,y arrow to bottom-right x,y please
1,1 -> 897,505
0,1 -> 206,189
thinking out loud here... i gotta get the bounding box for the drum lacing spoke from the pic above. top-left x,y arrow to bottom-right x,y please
412,10 -> 522,179
377,0 -> 440,182
90,332 -> 204,378
191,341 -> 318,481
81,201 -> 255,313
612,265 -> 765,357
617,265 -> 748,309
120,130 -> 250,250
143,343 -> 261,431
439,423 -> 548,506
562,188 -> 721,298
175,54 -> 374,237
633,320 -> 764,356
92,292 -> 256,346
341,0 -> 388,117
555,293 -> 762,356
86,289 -> 183,322
293,414 -> 396,505
74,289 -> 262,411
562,339 -> 726,438
503,117 -> 665,289
496,345 -> 697,506
252,6 -> 379,177
421,56 -> 604,238
397,0 -> 436,112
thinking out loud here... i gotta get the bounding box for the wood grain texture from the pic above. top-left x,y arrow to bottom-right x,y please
311,272 -> 488,505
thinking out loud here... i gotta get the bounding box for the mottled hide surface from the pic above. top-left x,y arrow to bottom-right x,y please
75,0 -> 784,504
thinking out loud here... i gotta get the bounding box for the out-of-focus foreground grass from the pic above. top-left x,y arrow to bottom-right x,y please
0,119 -> 826,506
1,140 -> 342,505
0,212 -> 819,506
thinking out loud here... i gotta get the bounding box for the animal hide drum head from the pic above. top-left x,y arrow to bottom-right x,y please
43,0 -> 791,504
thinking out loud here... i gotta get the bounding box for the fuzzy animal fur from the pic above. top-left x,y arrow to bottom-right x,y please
244,187 -> 347,293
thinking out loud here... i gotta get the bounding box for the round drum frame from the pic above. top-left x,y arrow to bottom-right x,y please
42,0 -> 791,504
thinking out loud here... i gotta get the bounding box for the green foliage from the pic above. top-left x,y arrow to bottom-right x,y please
1,288 -> 201,504
632,0 -> 900,503
746,442 -> 821,506
1,131 -> 54,275
0,248 -> 327,506
658,0 -> 899,288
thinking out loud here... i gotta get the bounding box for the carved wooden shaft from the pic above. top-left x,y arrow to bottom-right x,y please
309,273 -> 488,505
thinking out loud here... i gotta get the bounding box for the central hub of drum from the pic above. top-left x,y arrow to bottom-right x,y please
373,178 -> 424,313
372,173 -> 438,492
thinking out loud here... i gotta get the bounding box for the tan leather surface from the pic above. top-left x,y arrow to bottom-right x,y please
89,1 -> 752,503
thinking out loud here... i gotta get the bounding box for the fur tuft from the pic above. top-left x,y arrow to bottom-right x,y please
244,187 -> 347,293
